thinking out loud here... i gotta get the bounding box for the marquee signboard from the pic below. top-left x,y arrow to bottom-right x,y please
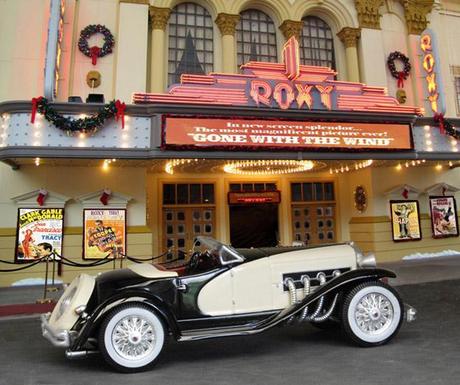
163,117 -> 413,151
134,37 -> 422,116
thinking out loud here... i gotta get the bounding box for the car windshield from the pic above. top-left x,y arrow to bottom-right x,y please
195,236 -> 245,265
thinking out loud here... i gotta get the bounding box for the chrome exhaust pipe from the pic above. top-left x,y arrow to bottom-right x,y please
65,350 -> 98,359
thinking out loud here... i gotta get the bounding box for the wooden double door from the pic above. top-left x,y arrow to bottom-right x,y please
291,203 -> 336,246
163,207 -> 215,258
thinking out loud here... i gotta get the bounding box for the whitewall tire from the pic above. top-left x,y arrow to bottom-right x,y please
99,303 -> 165,372
341,281 -> 403,347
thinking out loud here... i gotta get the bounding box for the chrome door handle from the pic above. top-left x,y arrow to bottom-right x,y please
177,282 -> 187,292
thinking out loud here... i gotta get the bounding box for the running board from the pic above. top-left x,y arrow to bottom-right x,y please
178,268 -> 395,342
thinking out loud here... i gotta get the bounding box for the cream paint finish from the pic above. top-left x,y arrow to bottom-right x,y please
128,263 -> 178,278
198,244 -> 357,316
49,274 -> 95,330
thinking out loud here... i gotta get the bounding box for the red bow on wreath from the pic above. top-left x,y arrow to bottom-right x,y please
31,96 -> 43,124
90,46 -> 101,65
115,100 -> 126,129
434,113 -> 445,135
397,72 -> 405,88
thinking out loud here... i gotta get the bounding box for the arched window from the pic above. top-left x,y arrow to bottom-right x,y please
236,9 -> 277,67
168,3 -> 213,85
299,16 -> 335,69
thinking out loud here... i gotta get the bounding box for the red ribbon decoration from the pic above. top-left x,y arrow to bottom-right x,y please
30,96 -> 43,124
115,100 -> 126,128
89,46 -> 101,65
434,113 -> 445,135
100,189 -> 111,206
402,188 -> 409,199
397,72 -> 405,88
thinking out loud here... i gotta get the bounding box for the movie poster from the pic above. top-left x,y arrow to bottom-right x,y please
15,208 -> 64,262
390,200 -> 422,242
429,196 -> 459,238
83,209 -> 126,259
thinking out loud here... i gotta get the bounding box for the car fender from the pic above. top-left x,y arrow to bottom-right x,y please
71,291 -> 180,350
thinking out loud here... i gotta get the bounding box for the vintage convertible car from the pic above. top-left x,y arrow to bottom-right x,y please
41,237 -> 416,372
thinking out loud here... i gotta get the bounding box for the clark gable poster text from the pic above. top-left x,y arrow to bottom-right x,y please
15,208 -> 64,262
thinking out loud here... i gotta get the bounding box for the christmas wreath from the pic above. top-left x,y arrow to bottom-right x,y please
30,97 -> 126,135
78,24 -> 115,65
387,51 -> 411,88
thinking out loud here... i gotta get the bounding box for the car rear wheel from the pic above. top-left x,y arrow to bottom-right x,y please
341,281 -> 403,347
98,303 -> 165,372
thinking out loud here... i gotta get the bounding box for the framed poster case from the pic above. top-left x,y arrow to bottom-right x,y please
83,208 -> 126,259
390,200 -> 422,242
429,196 -> 459,239
15,208 -> 64,262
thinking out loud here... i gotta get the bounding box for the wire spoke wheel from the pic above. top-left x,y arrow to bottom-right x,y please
341,281 -> 403,347
99,304 -> 165,372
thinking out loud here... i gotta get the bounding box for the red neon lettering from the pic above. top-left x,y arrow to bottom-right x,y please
420,34 -> 432,52
273,83 -> 295,110
295,84 -> 314,109
428,93 -> 439,113
423,54 -> 435,73
315,85 -> 334,110
250,80 -> 272,106
426,73 -> 437,93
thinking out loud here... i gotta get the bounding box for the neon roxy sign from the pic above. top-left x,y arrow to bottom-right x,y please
420,29 -> 446,115
134,37 -> 422,116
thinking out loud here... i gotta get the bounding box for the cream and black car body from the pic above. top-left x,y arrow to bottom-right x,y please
41,236 -> 416,372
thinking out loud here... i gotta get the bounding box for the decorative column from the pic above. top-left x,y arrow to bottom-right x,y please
402,0 -> 434,110
115,0 -> 150,101
149,6 -> 171,92
215,13 -> 240,73
354,0 -> 387,86
337,27 -> 361,82
279,20 -> 303,41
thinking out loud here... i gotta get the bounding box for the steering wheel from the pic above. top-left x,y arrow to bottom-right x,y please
188,251 -> 201,272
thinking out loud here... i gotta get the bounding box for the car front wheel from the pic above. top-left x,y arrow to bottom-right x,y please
341,281 -> 403,347
99,303 -> 165,372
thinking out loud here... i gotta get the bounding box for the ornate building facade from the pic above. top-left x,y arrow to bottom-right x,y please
1,0 -> 460,286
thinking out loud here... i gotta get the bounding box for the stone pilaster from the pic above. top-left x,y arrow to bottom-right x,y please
149,6 -> 172,92
279,20 -> 303,41
354,0 -> 384,29
338,27 -> 361,83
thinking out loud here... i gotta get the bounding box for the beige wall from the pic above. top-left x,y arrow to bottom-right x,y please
0,163 -> 147,227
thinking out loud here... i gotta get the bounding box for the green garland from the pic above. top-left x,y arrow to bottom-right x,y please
433,114 -> 460,140
32,97 -> 118,135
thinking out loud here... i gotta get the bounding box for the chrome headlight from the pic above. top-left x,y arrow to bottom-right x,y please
357,252 -> 377,268
349,241 -> 377,268
56,286 -> 77,320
